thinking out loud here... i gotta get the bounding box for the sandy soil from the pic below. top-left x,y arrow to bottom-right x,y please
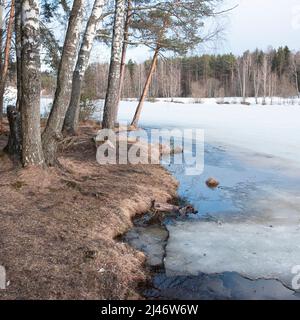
0,123 -> 178,299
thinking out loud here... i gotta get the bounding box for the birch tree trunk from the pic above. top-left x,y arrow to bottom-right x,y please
262,56 -> 268,104
131,47 -> 159,128
102,0 -> 126,129
253,68 -> 261,104
0,0 -> 15,128
42,0 -> 84,165
242,59 -> 247,103
20,0 -> 44,166
63,0 -> 106,135
295,69 -> 299,97
116,0 -> 131,109
292,58 -> 300,97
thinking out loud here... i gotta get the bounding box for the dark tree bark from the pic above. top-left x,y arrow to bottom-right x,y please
102,0 -> 126,129
15,0 -> 22,111
20,0 -> 44,166
4,106 -> 22,159
0,2 -> 4,75
63,0 -> 106,135
131,47 -> 159,128
0,0 -> 15,129
42,0 -> 84,165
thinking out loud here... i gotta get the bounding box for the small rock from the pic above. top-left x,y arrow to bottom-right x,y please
178,205 -> 197,216
206,177 -> 220,188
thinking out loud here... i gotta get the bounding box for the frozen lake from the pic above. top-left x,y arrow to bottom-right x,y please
117,99 -> 300,168
118,99 -> 300,299
163,143 -> 300,297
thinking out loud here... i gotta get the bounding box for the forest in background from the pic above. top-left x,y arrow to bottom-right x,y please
79,46 -> 300,102
33,46 -> 300,103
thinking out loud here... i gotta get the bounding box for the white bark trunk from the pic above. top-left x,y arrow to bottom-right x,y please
64,0 -> 106,134
42,0 -> 85,165
21,0 -> 44,166
102,0 -> 126,129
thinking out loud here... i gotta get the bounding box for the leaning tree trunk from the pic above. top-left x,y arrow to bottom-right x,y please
20,0 -> 44,166
131,47 -> 159,128
63,0 -> 106,135
102,0 -> 126,129
42,0 -> 84,165
0,0 -> 15,129
116,0 -> 131,111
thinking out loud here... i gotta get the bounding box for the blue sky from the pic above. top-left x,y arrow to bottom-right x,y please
91,0 -> 300,63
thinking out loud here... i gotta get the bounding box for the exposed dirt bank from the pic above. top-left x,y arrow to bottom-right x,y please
0,123 -> 178,299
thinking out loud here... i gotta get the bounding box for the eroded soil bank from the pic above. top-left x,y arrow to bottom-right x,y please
0,123 -> 178,299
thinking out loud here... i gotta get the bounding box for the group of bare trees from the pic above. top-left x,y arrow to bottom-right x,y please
236,47 -> 299,104
79,47 -> 300,103
0,0 -> 220,167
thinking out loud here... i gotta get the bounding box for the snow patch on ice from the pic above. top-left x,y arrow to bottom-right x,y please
165,219 -> 300,289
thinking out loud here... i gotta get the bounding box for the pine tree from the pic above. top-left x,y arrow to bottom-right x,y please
131,0 -> 217,127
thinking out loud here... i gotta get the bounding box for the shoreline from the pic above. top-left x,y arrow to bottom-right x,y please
0,123 -> 179,299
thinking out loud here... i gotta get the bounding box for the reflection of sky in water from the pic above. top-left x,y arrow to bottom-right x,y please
128,127 -> 300,222
162,137 -> 300,222
127,127 -> 300,299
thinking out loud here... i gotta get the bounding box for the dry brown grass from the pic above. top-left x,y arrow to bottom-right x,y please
0,123 -> 178,300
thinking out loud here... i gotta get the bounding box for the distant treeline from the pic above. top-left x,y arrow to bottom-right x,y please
38,46 -> 300,102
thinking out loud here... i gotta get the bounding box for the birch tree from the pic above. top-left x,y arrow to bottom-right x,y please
253,50 -> 263,104
42,0 -> 85,165
241,51 -> 251,103
63,0 -> 106,135
116,0 -> 132,106
20,0 -> 44,166
292,53 -> 300,97
102,0 -> 126,129
262,54 -> 269,105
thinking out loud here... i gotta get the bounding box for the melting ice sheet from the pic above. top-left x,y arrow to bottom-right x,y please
162,143 -> 300,292
165,221 -> 300,289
